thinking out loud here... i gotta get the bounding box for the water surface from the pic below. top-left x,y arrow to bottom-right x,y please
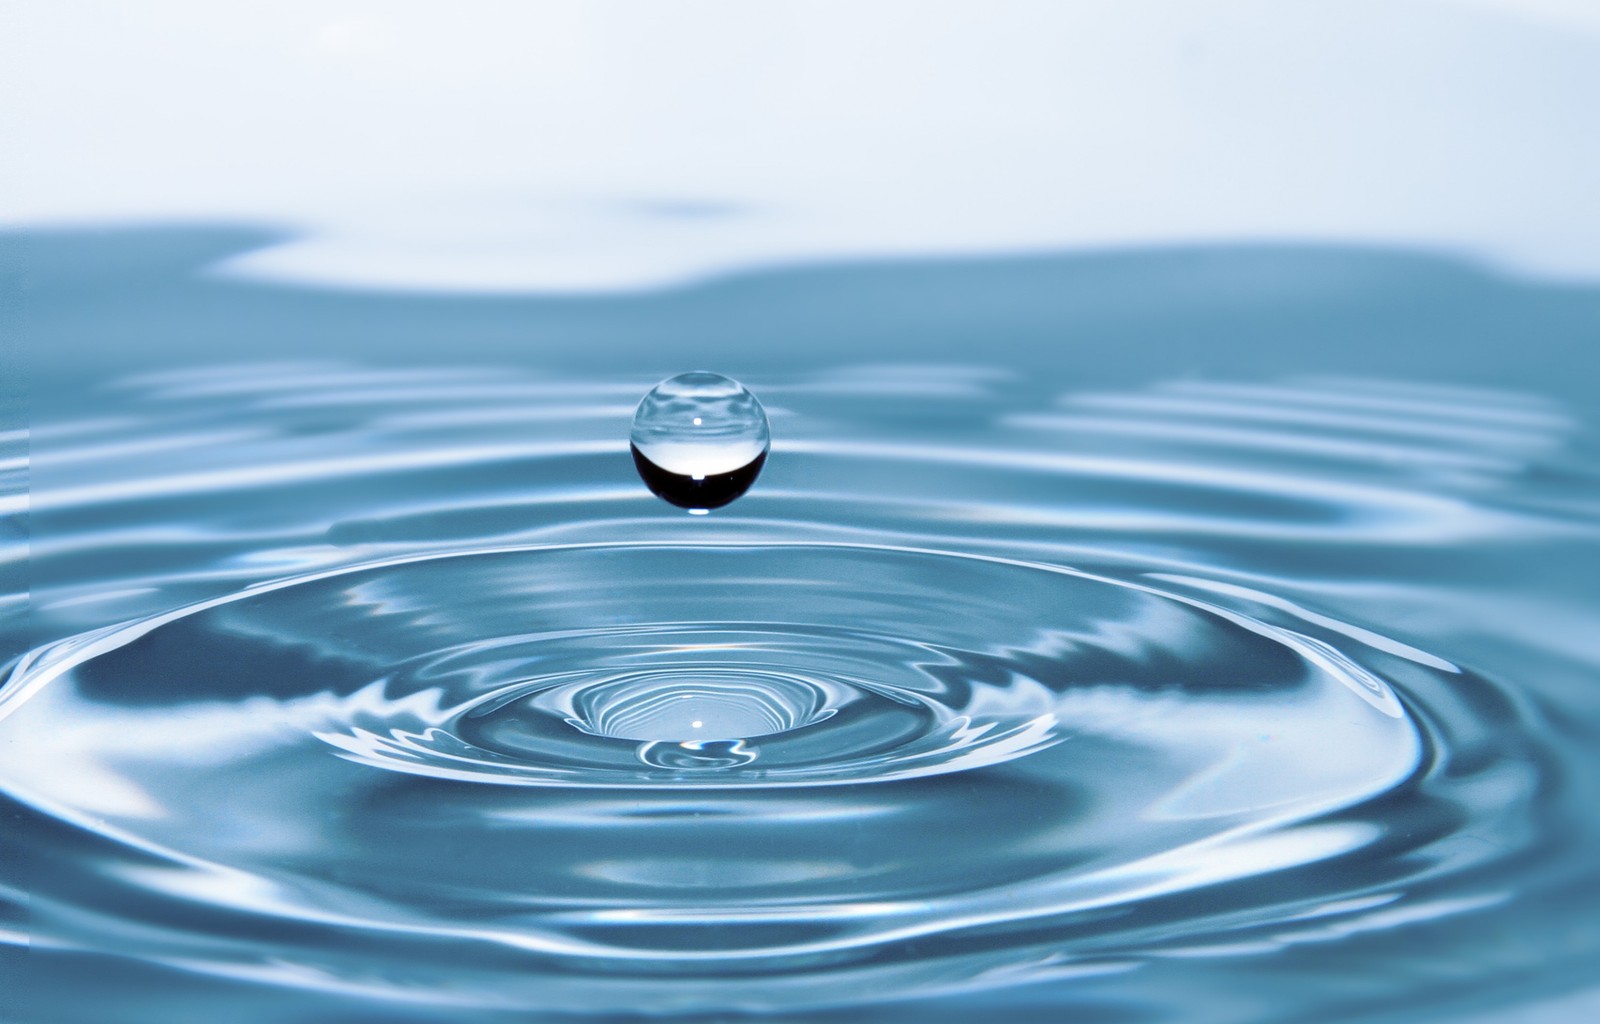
5,228 -> 1600,1022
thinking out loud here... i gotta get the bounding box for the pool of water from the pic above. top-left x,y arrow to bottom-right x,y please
5,228 -> 1600,1022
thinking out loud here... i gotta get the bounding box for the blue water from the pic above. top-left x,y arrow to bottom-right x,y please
4,228 -> 1600,1022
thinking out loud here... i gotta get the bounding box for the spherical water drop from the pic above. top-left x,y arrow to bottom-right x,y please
631,372 -> 769,511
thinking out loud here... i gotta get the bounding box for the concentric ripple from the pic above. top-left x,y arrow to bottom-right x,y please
0,538 -> 1458,1009
7,544 -> 1415,792
3,364 -> 1584,1019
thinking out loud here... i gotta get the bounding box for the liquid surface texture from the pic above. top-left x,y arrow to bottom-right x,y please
5,232 -> 1600,1024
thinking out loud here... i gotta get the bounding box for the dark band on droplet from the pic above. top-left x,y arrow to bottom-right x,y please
631,445 -> 768,510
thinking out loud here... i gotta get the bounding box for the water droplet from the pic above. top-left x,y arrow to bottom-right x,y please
631,372 -> 769,511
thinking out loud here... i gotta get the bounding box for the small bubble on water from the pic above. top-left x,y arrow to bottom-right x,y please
631,371 -> 769,511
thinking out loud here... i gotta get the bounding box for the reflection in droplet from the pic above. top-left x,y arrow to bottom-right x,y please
631,371 -> 769,511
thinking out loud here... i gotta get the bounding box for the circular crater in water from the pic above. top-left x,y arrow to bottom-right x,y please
537,669 -> 833,742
